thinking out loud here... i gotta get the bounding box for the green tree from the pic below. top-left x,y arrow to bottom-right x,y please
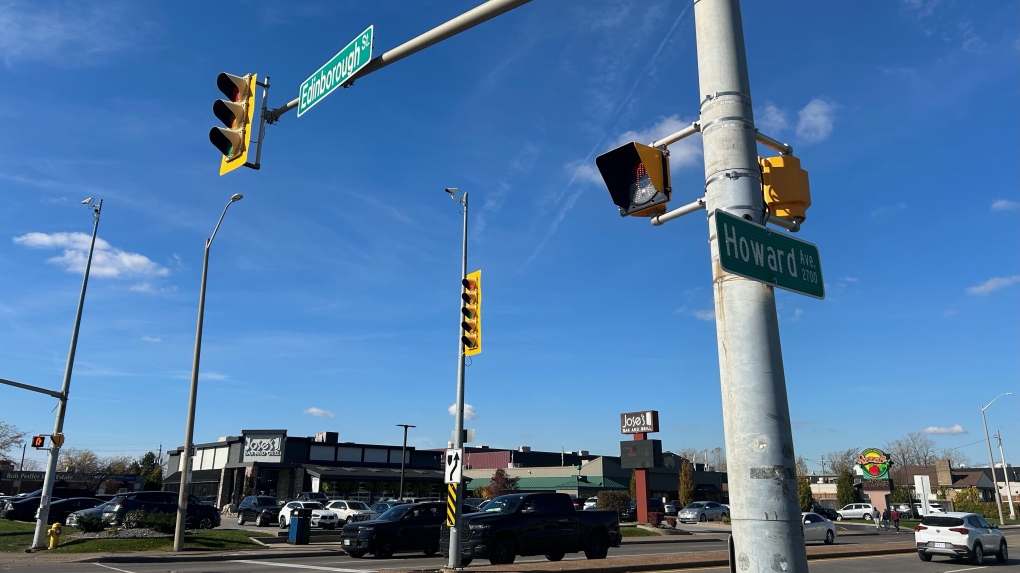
836,470 -> 856,508
487,468 -> 520,497
953,486 -> 981,512
888,484 -> 911,504
798,476 -> 814,511
0,421 -> 27,464
678,460 -> 694,507
629,470 -> 636,499
242,472 -> 255,496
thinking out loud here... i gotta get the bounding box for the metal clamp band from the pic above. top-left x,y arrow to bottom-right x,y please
700,115 -> 755,133
700,90 -> 751,108
704,168 -> 760,189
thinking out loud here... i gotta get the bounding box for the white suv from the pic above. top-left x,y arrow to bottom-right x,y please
325,500 -> 378,523
835,503 -> 875,520
915,512 -> 1007,564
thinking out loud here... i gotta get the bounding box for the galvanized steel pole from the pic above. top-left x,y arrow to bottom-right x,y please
448,190 -> 468,569
397,424 -> 415,500
980,392 -> 1011,526
693,0 -> 807,570
995,431 -> 1016,520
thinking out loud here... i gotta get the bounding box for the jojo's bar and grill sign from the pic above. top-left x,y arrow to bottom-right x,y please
242,430 -> 286,463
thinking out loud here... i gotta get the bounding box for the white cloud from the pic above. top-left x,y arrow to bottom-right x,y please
966,275 -> 1020,295
921,424 -> 967,435
141,336 -> 160,343
565,160 -> 604,187
796,99 -> 835,143
756,101 -> 789,133
991,199 -> 1020,212
692,309 -> 715,321
613,115 -> 703,171
449,403 -> 477,420
13,232 -> 169,280
789,308 -> 804,321
304,407 -> 334,418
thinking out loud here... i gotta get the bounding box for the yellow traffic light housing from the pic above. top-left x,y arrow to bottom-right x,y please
210,72 -> 257,176
31,435 -> 46,449
461,270 -> 481,356
760,155 -> 811,223
596,142 -> 672,217
51,433 -> 65,447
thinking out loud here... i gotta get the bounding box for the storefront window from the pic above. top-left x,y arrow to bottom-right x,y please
257,469 -> 279,497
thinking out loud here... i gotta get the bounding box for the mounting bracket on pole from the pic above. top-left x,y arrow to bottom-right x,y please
651,197 -> 706,226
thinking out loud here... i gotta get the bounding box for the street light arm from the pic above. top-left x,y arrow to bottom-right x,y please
208,196 -> 241,246
982,392 -> 1014,412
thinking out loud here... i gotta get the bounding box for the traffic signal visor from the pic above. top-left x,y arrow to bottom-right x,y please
461,270 -> 481,356
31,435 -> 46,449
210,72 -> 257,176
596,142 -> 672,217
760,155 -> 811,222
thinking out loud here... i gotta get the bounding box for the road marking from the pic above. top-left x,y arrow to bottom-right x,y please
95,565 -> 138,573
231,560 -> 375,572
944,567 -> 987,573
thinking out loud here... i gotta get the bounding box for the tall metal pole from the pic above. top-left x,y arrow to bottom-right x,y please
173,194 -> 243,552
396,424 -> 415,501
448,189 -> 467,569
994,431 -> 1016,520
694,1 -> 807,570
980,392 -> 1011,527
31,199 -> 102,550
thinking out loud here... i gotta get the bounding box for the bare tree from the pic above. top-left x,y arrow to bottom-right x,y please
824,447 -> 859,475
884,432 -> 937,466
59,448 -> 133,492
796,456 -> 809,477
0,421 -> 27,463
709,447 -> 727,472
937,448 -> 970,468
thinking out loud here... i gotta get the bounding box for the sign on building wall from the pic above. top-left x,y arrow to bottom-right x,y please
620,410 -> 659,434
242,431 -> 286,463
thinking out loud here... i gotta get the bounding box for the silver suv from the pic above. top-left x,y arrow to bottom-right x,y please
915,512 -> 1007,564
835,503 -> 875,520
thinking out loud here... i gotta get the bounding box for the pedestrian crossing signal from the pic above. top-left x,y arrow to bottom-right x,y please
31,435 -> 46,449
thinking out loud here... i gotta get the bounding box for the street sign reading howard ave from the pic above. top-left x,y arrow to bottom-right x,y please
714,209 -> 824,299
298,25 -> 374,117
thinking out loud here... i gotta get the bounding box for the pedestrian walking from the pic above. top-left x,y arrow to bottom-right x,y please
891,508 -> 900,533
873,506 -> 881,529
882,507 -> 890,531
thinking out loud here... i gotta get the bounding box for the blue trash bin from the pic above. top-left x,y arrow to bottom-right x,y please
288,508 -> 312,545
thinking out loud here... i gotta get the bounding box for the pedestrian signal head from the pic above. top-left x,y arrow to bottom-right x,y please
31,435 -> 47,449
596,142 -> 672,217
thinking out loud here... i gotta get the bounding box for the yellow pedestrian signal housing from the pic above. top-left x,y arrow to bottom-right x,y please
51,433 -> 65,447
210,72 -> 257,176
31,435 -> 46,449
461,270 -> 481,356
760,155 -> 811,223
596,142 -> 672,217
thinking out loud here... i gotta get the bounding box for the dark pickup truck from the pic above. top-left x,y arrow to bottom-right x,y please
440,492 -> 622,565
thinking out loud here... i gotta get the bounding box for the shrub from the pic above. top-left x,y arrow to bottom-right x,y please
76,514 -> 106,533
665,516 -> 677,529
598,490 -> 630,519
142,511 -> 176,534
647,511 -> 663,527
123,508 -> 148,529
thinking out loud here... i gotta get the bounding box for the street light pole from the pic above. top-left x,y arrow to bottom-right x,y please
396,424 -> 415,501
446,187 -> 467,569
173,194 -> 243,552
31,198 -> 102,550
980,391 -> 1012,527
994,430 -> 1016,520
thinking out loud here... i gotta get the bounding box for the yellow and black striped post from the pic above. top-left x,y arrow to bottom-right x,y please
446,483 -> 458,526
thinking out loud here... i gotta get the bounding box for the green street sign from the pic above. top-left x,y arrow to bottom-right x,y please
298,25 -> 374,117
714,209 -> 824,299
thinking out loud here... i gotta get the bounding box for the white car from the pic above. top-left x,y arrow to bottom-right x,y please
915,512 -> 1007,564
801,512 -> 836,545
835,503 -> 875,520
325,500 -> 379,524
278,501 -> 339,530
678,501 -> 728,523
582,497 -> 598,510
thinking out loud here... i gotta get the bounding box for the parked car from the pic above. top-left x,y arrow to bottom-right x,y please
621,498 -> 665,522
915,512 -> 1008,564
46,498 -> 103,525
835,503 -> 875,521
914,502 -> 946,515
236,495 -> 283,527
441,492 -> 623,565
678,501 -> 728,523
66,502 -> 110,527
2,493 -> 54,521
810,502 -> 839,521
295,492 -> 330,503
278,501 -> 339,529
569,497 -> 585,510
370,500 -> 405,513
583,497 -> 599,511
801,512 -> 836,545
463,497 -> 485,511
340,501 -> 447,558
326,500 -> 379,524
103,491 -> 220,529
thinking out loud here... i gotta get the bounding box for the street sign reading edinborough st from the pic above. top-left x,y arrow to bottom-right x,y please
298,26 -> 374,117
714,209 -> 824,299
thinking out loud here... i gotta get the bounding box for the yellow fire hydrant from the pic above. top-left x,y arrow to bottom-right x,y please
47,523 -> 62,550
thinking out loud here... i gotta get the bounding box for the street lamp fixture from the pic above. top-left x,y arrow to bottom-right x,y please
981,391 -> 1013,527
396,424 -> 416,501
173,194 -> 244,551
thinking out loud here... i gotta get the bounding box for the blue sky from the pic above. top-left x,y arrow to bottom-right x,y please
2,0 -> 1017,473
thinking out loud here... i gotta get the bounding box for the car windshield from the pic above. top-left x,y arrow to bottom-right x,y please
256,497 -> 279,506
921,516 -> 964,527
348,501 -> 370,510
481,494 -> 526,514
378,505 -> 412,521
685,502 -> 706,509
302,502 -> 325,510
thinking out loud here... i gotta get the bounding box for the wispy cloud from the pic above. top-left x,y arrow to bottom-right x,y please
691,309 -> 715,321
991,199 -> 1019,212
13,232 -> 169,280
796,99 -> 836,144
141,336 -> 161,343
870,203 -> 907,220
921,424 -> 967,435
304,407 -> 334,418
756,101 -> 789,133
449,403 -> 477,420
966,275 -> 1020,295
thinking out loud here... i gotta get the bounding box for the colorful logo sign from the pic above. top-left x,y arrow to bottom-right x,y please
857,448 -> 892,479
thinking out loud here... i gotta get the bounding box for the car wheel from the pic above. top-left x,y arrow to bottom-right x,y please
584,532 -> 610,559
863,513 -> 872,521
345,516 -> 352,524
825,530 -> 834,545
836,514 -> 843,521
699,513 -> 707,522
279,517 -> 288,529
346,551 -> 365,558
237,514 -> 245,525
545,551 -> 565,561
489,536 -> 516,565
918,550 -> 931,562
971,543 -> 984,565
996,541 -> 1008,563
198,517 -> 214,529
373,536 -> 395,559
422,547 -> 438,557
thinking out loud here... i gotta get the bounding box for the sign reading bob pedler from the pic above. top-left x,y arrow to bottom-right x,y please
620,410 -> 659,434
242,430 -> 286,463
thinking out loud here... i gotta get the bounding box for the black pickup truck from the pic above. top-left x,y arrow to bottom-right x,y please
440,492 -> 622,565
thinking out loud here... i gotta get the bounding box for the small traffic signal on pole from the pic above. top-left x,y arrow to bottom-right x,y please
760,155 -> 811,223
461,270 -> 481,356
596,142 -> 672,217
210,72 -> 257,176
31,435 -> 46,449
